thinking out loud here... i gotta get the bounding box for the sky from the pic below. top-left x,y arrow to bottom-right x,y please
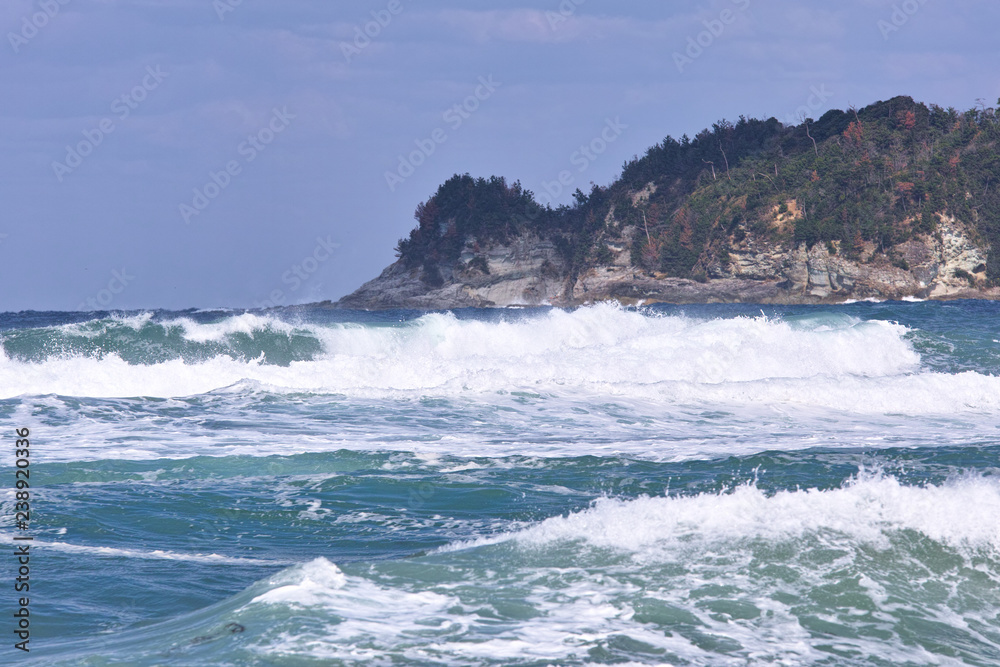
1,0 -> 998,311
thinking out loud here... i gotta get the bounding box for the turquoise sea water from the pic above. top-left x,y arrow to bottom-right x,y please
2,301 -> 1000,665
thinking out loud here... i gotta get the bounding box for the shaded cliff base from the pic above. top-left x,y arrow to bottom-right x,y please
334,220 -> 1000,310
332,271 -> 999,311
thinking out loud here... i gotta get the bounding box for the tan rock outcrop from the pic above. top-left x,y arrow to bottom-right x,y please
336,217 -> 999,310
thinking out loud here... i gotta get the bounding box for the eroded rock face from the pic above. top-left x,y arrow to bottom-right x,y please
335,217 -> 998,310
458,236 -> 569,306
927,218 -> 989,298
336,235 -> 571,309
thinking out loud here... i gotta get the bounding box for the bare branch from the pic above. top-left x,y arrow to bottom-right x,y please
718,142 -> 732,180
702,159 -> 717,180
805,120 -> 818,157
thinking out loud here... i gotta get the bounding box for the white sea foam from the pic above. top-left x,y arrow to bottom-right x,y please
5,305 -> 1000,463
842,297 -> 886,304
508,472 -> 1000,555
243,476 -> 1000,665
4,305 -> 1000,467
159,312 -> 300,343
248,559 -> 466,663
247,558 -> 810,664
58,311 -> 156,337
6,537 -> 291,565
250,558 -> 349,606
0,305 -> 930,401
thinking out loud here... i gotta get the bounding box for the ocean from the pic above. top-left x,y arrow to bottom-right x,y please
2,301 -> 1000,666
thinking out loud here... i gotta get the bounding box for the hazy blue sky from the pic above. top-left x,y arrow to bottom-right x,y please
2,0 -> 997,311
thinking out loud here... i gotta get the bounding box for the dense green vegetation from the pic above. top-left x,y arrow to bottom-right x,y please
395,96 -> 1000,285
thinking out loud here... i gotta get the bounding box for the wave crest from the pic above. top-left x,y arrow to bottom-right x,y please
0,305 -> 986,416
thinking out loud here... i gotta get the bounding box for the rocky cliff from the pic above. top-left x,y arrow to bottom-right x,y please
337,214 -> 997,309
336,96 -> 1000,309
